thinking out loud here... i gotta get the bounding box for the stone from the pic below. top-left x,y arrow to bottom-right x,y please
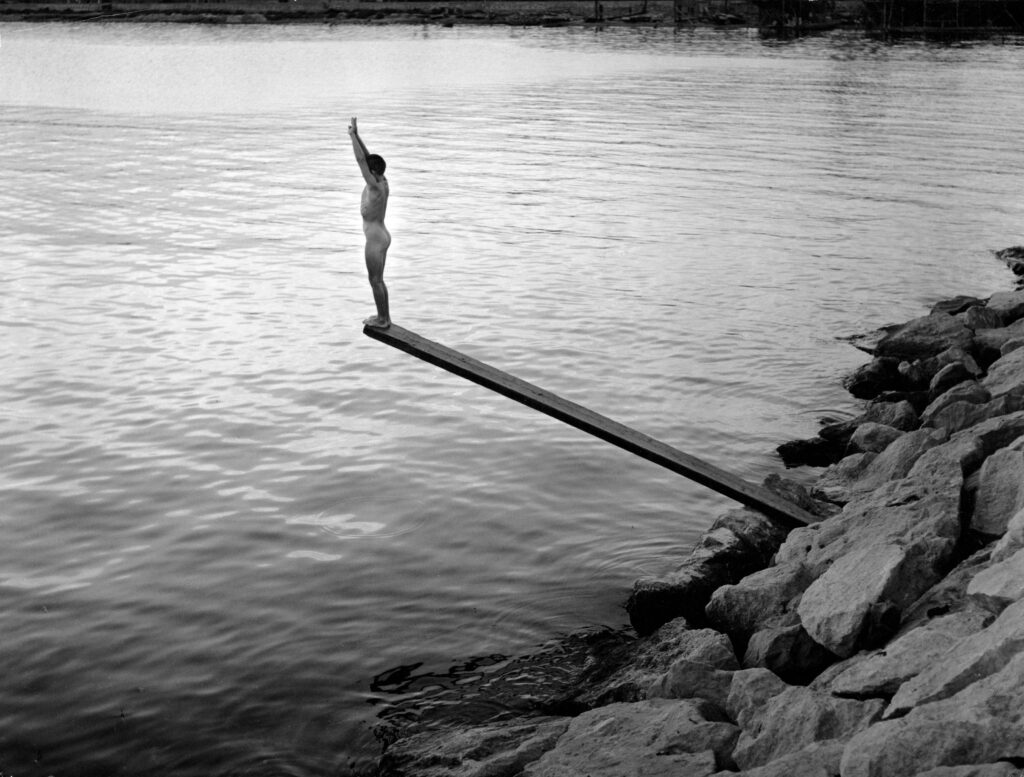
776,436 -> 848,468
846,427 -> 948,498
647,660 -> 735,710
811,453 -> 876,504
742,621 -> 837,685
900,346 -> 981,390
521,699 -> 739,777
971,317 -> 1024,361
898,548 -> 994,634
1002,338 -> 1024,356
843,357 -> 905,399
705,563 -> 815,639
921,394 -> 1024,437
886,596 -> 1024,716
378,716 -> 571,777
920,381 -> 991,427
710,740 -> 845,777
841,650 -> 1024,777
932,295 -> 986,317
982,347 -> 1024,398
627,510 -> 788,636
848,422 -> 903,454
950,409 -> 1024,457
762,474 -> 838,520
929,361 -> 976,399
724,668 -> 789,730
913,764 -> 1021,777
985,288 -> 1024,323
875,313 -> 974,360
797,543 -> 907,657
781,455 -> 963,583
573,620 -> 738,708
862,398 -> 919,431
966,546 -> 1024,612
731,686 -> 884,770
959,304 -> 1006,330
907,433 -> 985,480
971,447 -> 1024,535
991,507 -> 1024,562
823,607 -> 990,698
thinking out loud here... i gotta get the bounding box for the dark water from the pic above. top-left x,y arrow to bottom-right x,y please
1,21 -> 1022,775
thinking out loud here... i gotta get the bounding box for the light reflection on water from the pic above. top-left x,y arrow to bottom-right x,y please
1,21 -> 1023,774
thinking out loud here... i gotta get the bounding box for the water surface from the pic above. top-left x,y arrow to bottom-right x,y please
1,22 -> 1022,775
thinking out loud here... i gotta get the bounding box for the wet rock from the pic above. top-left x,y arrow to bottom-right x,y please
731,686 -> 884,770
521,699 -> 739,777
966,546 -> 1024,613
875,313 -> 975,361
841,650 -> 1024,777
627,510 -> 788,636
885,596 -> 1024,716
572,619 -> 738,708
762,473 -> 838,520
705,563 -> 815,640
710,740 -> 844,777
776,436 -> 848,468
820,606 -> 990,698
920,381 -> 991,427
378,716 -> 571,777
843,356 -> 904,399
971,446 -> 1024,535
848,422 -> 903,454
994,247 -> 1024,278
742,621 -> 837,684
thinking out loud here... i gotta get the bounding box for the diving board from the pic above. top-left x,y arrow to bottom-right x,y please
364,324 -> 814,528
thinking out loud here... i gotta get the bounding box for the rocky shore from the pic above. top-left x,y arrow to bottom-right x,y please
375,247 -> 1024,777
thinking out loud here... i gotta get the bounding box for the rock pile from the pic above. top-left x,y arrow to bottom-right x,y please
377,280 -> 1024,777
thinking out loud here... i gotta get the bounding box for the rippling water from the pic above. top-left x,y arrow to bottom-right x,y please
1,21 -> 1023,774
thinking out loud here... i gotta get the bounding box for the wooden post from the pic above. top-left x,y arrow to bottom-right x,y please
364,324 -> 815,528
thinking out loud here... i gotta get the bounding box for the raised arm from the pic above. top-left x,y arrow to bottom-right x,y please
348,117 -> 379,187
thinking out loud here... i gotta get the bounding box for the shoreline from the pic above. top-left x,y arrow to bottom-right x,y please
374,247 -> 1024,776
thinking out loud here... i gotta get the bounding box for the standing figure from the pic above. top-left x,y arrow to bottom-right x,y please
349,117 -> 391,329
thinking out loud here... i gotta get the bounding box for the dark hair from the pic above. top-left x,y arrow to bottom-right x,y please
367,154 -> 386,176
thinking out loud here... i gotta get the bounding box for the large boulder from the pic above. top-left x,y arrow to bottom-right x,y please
862,399 -> 919,431
843,357 -> 905,400
984,288 -> 1024,323
378,716 -> 571,777
982,347 -> 1024,397
885,596 -> 1024,716
919,381 -> 991,427
966,546 -> 1024,613
705,563 -> 815,640
875,313 -> 974,360
847,422 -> 904,454
647,660 -> 736,710
818,606 -> 990,698
991,507 -> 1024,562
521,699 -> 739,777
731,686 -> 884,770
971,445 -> 1024,535
742,621 -> 837,684
709,740 -> 845,777
840,650 -> 1024,777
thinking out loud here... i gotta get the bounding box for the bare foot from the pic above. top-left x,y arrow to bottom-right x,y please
363,316 -> 391,330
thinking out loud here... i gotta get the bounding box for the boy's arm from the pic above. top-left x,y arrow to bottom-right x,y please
348,117 -> 379,187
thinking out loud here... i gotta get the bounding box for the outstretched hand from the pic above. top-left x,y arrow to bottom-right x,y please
348,116 -> 358,136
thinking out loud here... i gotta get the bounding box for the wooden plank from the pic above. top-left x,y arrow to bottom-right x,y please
364,323 -> 814,528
